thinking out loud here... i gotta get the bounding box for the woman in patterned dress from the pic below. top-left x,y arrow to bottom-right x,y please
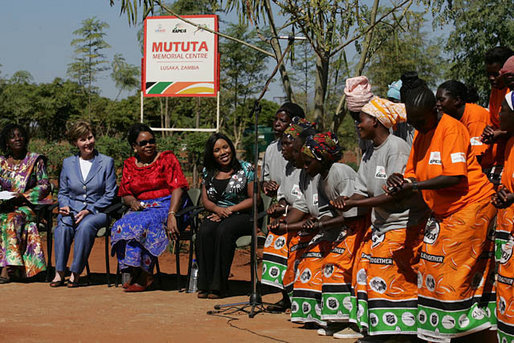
111,123 -> 190,292
0,123 -> 51,283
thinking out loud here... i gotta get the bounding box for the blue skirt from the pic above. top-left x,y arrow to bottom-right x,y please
111,195 -> 190,272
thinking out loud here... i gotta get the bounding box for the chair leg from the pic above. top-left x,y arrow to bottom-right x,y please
46,211 -> 53,282
186,236 -> 195,291
176,241 -> 181,290
115,262 -> 120,288
155,259 -> 161,288
105,234 -> 111,287
85,261 -> 91,285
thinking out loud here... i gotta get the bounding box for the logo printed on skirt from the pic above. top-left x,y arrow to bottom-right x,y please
369,277 -> 387,293
424,218 -> 440,244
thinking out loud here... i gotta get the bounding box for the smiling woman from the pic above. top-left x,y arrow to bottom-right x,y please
110,123 -> 190,292
196,133 -> 255,299
51,120 -> 117,288
0,123 -> 51,283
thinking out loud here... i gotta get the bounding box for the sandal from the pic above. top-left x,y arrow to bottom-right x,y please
207,291 -> 223,299
0,276 -> 10,284
67,280 -> 80,288
197,290 -> 209,299
124,283 -> 147,292
49,280 -> 66,288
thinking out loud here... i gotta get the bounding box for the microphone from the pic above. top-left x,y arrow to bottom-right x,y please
276,35 -> 308,41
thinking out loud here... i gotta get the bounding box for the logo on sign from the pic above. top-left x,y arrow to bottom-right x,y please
172,23 -> 187,33
429,151 -> 442,165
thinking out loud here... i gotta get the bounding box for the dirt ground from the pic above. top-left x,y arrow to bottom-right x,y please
0,237 -> 356,343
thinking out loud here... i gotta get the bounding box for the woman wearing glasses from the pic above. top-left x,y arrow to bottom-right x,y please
111,123 -> 189,292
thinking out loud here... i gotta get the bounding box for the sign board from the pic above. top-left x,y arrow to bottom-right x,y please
143,15 -> 219,97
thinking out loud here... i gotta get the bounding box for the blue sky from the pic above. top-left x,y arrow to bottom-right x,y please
0,1 -> 444,102
0,0 -> 144,99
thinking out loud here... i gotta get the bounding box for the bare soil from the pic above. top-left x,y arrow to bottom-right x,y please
0,237 -> 355,343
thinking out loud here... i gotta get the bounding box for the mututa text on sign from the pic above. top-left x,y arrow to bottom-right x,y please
143,15 -> 219,97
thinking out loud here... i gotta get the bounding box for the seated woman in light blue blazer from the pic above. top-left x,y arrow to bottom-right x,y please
50,121 -> 117,288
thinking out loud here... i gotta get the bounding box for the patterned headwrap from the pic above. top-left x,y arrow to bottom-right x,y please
506,91 -> 514,111
284,117 -> 315,140
387,80 -> 402,101
500,56 -> 514,75
302,132 -> 342,164
344,76 -> 374,112
361,96 -> 407,129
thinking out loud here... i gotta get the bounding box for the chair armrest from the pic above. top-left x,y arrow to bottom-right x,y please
176,205 -> 204,217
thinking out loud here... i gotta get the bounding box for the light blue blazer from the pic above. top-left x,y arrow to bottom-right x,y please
58,151 -> 117,215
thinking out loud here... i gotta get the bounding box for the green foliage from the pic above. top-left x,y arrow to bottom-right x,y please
68,17 -> 111,117
111,54 -> 140,100
366,11 -> 446,96
430,0 -> 514,102
28,139 -> 73,180
220,23 -> 270,148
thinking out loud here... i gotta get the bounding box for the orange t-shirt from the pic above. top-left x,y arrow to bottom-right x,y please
457,103 -> 493,165
487,87 -> 510,168
502,137 -> 514,193
404,114 -> 495,218
489,87 -> 510,129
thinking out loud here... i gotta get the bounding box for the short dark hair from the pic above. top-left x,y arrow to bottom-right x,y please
438,80 -> 468,103
0,123 -> 29,154
67,120 -> 95,145
485,46 -> 513,66
203,133 -> 241,176
277,102 -> 305,119
127,123 -> 155,146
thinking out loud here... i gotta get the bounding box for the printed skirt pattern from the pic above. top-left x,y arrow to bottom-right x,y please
261,231 -> 289,289
496,205 -> 514,343
417,198 -> 497,342
0,206 -> 46,278
321,216 -> 368,322
351,225 -> 424,335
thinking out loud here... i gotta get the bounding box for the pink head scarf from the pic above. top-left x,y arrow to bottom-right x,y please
344,76 -> 374,112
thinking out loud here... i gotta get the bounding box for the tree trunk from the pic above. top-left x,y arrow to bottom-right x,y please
333,0 -> 379,133
263,0 -> 294,102
313,53 -> 330,130
193,98 -> 201,187
164,97 -> 170,137
160,98 -> 164,138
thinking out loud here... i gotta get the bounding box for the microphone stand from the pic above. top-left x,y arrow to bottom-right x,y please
208,38 -> 295,318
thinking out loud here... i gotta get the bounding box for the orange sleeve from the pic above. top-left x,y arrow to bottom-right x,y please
403,131 -> 418,179
467,121 -> 489,157
404,144 -> 416,179
440,125 -> 468,177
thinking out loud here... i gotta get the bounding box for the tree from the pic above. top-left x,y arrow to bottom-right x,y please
111,54 -> 140,99
67,17 -> 111,119
220,23 -> 269,148
365,11 -> 446,97
9,70 -> 34,84
430,0 -> 514,102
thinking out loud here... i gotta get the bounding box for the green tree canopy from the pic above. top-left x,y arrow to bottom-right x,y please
67,17 -> 111,118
